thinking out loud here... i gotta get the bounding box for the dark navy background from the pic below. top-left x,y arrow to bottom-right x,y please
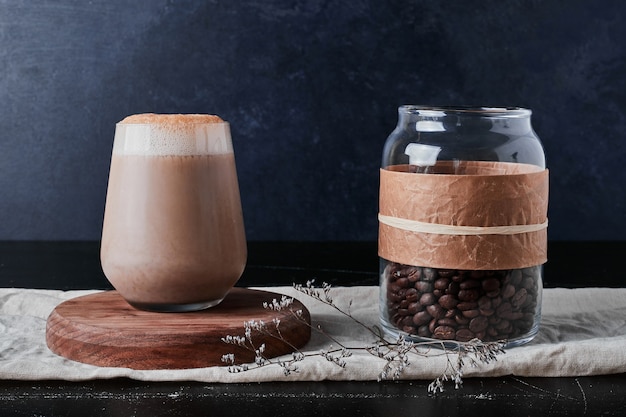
1,0 -> 625,241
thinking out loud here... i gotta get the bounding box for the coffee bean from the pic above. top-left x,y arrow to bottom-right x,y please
461,309 -> 481,319
485,289 -> 501,298
433,326 -> 456,340
451,274 -> 465,283
400,316 -> 413,328
501,284 -> 516,299
396,277 -> 410,288
479,308 -> 495,317
456,328 -> 475,342
413,310 -> 432,326
407,268 -> 421,282
460,279 -> 481,290
469,316 -> 489,333
434,277 -> 451,290
437,317 -> 457,327
457,301 -> 478,311
438,294 -> 458,310
477,296 -> 492,310
403,326 -> 417,334
438,269 -> 456,278
419,292 -> 436,306
496,301 -> 512,316
417,325 -> 430,337
511,288 -> 528,308
415,281 -> 433,293
458,289 -> 480,302
426,304 -> 445,319
405,288 -> 419,302
407,302 -> 421,314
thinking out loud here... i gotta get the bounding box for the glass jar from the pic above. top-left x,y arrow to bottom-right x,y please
378,106 -> 548,347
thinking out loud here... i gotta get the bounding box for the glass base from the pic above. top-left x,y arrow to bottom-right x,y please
127,297 -> 225,312
379,260 -> 543,350
379,318 -> 539,350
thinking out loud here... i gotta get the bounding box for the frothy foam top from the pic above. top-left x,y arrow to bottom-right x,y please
119,113 -> 224,125
113,113 -> 233,156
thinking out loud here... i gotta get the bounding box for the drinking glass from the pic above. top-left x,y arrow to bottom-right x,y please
101,114 -> 247,312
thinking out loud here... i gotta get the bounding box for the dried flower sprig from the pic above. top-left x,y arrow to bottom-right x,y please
221,280 -> 506,392
220,295 -> 311,376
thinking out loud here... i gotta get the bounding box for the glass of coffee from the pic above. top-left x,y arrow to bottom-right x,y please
100,114 -> 247,312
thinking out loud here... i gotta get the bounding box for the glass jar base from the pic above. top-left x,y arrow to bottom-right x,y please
379,318 -> 539,350
127,297 -> 225,312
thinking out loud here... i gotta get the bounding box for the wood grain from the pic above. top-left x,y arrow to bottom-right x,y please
46,288 -> 311,370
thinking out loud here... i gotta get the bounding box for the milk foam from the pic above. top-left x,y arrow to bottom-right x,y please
113,114 -> 233,156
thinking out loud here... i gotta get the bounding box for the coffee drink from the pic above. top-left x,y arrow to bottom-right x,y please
101,114 -> 246,312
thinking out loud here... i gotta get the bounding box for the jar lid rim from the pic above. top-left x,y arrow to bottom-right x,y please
399,105 -> 532,117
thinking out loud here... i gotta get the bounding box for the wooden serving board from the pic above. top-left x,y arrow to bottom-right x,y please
46,288 -> 311,370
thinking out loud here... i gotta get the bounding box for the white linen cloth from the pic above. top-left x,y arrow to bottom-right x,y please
1,286 -> 626,382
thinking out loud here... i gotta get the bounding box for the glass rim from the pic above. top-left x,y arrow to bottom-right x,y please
399,105 -> 532,118
115,121 -> 230,126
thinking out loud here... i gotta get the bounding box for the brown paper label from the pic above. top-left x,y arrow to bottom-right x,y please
378,161 -> 549,270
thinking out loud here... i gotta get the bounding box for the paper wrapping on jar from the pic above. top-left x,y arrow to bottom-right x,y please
378,161 -> 549,270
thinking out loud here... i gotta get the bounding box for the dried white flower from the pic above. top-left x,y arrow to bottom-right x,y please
222,281 -> 506,393
263,295 -> 294,311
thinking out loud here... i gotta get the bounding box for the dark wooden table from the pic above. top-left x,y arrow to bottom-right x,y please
1,241 -> 624,416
